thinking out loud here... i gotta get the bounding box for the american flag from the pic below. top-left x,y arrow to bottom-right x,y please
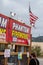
29,4 -> 38,27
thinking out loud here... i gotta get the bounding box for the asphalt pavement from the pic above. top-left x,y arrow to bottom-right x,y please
38,58 -> 43,65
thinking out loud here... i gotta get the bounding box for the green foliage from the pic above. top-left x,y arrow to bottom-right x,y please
31,46 -> 41,56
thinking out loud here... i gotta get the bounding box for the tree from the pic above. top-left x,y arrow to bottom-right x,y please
31,46 -> 41,56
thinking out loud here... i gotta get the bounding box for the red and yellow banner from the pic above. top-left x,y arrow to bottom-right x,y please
0,14 -> 9,42
9,19 -> 31,44
0,14 -> 31,44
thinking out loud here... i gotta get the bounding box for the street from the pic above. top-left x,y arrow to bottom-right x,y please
38,58 -> 43,65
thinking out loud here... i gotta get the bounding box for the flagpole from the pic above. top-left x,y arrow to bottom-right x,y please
29,2 -> 32,28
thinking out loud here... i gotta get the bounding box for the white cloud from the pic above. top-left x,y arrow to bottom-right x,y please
2,0 -> 10,6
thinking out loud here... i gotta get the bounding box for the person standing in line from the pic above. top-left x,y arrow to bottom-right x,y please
29,52 -> 39,65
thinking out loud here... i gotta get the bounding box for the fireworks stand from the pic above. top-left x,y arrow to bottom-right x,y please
0,14 -> 32,65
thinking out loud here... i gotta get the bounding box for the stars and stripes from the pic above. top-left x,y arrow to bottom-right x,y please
29,4 -> 38,27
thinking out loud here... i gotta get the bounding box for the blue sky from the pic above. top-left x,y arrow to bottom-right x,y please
0,0 -> 43,37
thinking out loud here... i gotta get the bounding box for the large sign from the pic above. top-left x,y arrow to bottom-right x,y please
0,14 -> 31,45
9,19 -> 31,44
0,14 -> 9,42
